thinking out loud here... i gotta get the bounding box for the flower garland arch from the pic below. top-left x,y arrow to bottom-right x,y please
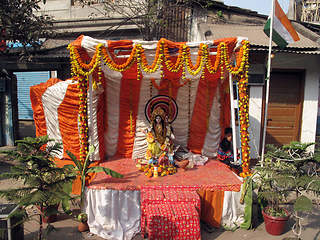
67,38 -> 251,177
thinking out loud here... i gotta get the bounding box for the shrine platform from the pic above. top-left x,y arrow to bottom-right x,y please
85,157 -> 244,240
88,157 -> 242,191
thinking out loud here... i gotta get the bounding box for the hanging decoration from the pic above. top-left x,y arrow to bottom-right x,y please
206,79 -> 210,131
144,95 -> 178,124
68,38 -> 251,177
188,79 -> 191,139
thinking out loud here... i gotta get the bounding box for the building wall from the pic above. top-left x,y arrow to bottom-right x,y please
247,64 -> 265,159
37,0 -> 140,35
271,53 -> 320,147
247,53 -> 320,158
38,1 -> 106,20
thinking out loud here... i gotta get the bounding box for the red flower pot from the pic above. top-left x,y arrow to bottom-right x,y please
78,221 -> 89,232
262,207 -> 290,236
36,204 -> 59,223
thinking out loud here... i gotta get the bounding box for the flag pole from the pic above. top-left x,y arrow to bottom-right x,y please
228,72 -> 238,164
261,0 -> 275,164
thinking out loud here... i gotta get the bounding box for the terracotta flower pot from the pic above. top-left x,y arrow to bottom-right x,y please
78,221 -> 89,232
36,204 -> 60,223
177,159 -> 189,171
262,207 -> 290,236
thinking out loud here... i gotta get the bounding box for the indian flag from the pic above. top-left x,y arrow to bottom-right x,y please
264,0 -> 300,49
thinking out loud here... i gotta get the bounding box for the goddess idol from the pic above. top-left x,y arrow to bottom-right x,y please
144,95 -> 178,165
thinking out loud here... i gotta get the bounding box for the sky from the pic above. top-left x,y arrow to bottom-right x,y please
222,0 -> 289,16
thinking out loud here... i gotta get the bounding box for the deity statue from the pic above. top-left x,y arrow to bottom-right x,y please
145,107 -> 175,165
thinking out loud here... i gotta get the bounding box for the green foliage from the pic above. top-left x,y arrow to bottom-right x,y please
77,212 -> 88,222
0,0 -> 55,55
217,10 -> 223,18
254,142 -> 320,218
294,195 -> 312,213
66,145 -> 123,211
265,207 -> 288,218
0,136 -> 77,240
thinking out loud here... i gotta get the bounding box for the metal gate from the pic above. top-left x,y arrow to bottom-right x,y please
14,71 -> 50,120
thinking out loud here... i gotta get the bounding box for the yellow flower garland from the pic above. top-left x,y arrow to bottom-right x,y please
68,38 -> 251,173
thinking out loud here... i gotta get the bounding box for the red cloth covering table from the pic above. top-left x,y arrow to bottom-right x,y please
163,190 -> 201,216
89,158 -> 242,192
145,204 -> 176,240
145,203 -> 200,240
140,189 -> 166,237
171,203 -> 201,240
89,157 -> 243,233
141,186 -> 201,239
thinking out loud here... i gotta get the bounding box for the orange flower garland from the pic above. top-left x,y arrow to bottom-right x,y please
206,78 -> 210,131
237,41 -> 251,177
68,38 -> 251,172
77,75 -> 89,162
205,43 -> 221,74
151,78 -> 189,90
137,42 -> 162,74
101,44 -> 137,72
164,42 -> 184,72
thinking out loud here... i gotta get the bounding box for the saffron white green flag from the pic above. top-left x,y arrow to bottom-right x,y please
264,0 -> 300,49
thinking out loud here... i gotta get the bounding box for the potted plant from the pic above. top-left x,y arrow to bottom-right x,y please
77,212 -> 89,232
254,142 -> 320,238
66,145 -> 123,232
0,136 -> 76,240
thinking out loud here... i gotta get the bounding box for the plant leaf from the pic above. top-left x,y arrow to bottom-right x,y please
294,195 -> 313,213
83,145 -> 96,174
87,166 -> 124,178
66,150 -> 83,173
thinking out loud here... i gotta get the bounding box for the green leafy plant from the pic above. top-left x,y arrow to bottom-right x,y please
0,136 -> 77,240
77,212 -> 88,223
66,145 -> 123,222
254,141 -> 320,238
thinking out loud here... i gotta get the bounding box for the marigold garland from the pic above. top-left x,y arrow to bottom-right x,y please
130,79 -> 133,134
68,38 -> 251,172
188,79 -> 191,139
206,78 -> 210,131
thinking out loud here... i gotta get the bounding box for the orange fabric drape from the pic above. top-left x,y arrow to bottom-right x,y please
93,70 -> 107,160
158,78 -> 180,100
56,80 -> 103,194
197,189 -> 225,228
68,37 -> 240,158
187,72 -> 220,154
30,77 -> 102,195
117,73 -> 142,157
105,40 -> 142,158
188,38 -> 236,153
57,81 -> 81,160
30,78 -> 61,137
72,35 -> 91,62
55,158 -> 100,195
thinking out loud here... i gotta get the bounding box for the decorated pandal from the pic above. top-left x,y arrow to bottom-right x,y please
30,35 -> 251,239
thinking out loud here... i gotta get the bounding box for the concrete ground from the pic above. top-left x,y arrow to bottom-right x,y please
0,146 -> 319,240
21,204 -> 320,240
0,122 -> 319,239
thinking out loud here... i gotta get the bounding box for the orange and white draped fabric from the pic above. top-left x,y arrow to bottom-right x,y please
30,35 -> 250,175
75,36 -> 241,158
30,77 -> 106,161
